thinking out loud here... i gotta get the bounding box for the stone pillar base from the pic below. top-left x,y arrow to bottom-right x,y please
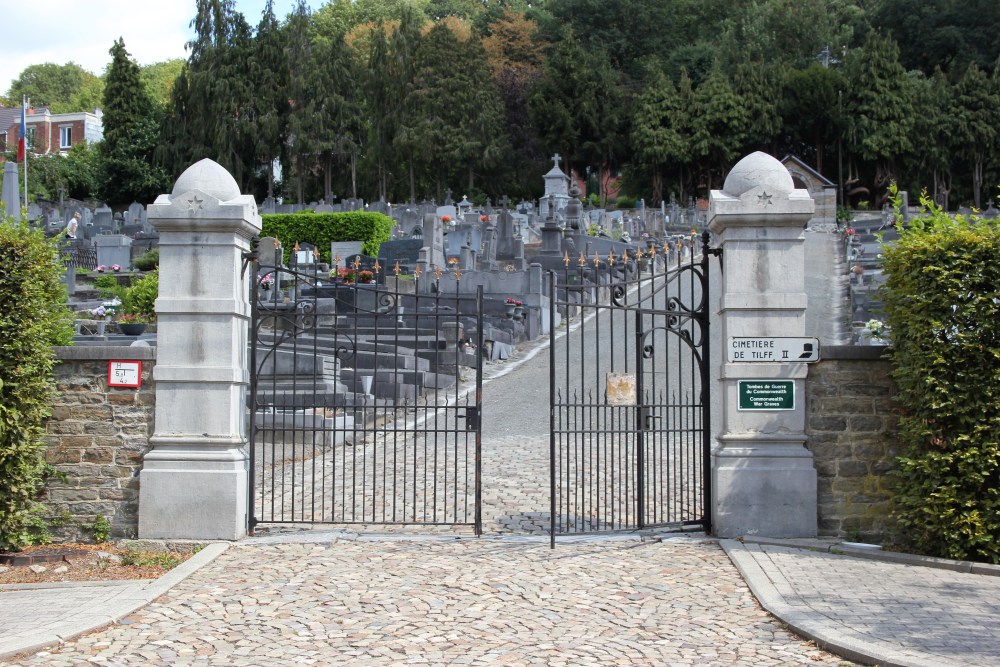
138,440 -> 247,540
712,435 -> 817,539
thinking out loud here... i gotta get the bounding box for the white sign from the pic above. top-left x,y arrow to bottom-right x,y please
728,337 -> 820,363
108,360 -> 142,388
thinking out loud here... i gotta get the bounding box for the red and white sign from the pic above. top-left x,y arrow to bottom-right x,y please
108,360 -> 142,388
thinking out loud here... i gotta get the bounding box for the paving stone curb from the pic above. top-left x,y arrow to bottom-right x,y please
739,536 -> 1000,577
722,538 -> 990,667
0,542 -> 229,662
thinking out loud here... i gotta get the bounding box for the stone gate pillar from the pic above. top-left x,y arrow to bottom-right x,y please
708,152 -> 817,538
138,159 -> 260,540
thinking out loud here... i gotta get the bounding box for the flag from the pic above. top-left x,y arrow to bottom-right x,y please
16,97 -> 26,163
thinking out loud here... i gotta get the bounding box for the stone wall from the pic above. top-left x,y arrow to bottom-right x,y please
806,345 -> 901,542
42,346 -> 155,542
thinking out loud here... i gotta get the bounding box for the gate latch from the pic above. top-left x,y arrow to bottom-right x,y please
459,406 -> 480,431
639,406 -> 660,432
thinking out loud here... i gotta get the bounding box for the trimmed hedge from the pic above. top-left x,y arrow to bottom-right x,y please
261,212 -> 395,263
0,215 -> 75,551
881,193 -> 1000,563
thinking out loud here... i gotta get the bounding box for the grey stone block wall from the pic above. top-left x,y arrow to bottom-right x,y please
41,346 -> 156,542
806,345 -> 901,543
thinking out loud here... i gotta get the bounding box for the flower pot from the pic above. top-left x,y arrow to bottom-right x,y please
119,323 -> 147,336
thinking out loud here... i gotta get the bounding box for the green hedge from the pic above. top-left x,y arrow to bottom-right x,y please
0,215 -> 75,552
260,212 -> 395,263
881,192 -> 1000,563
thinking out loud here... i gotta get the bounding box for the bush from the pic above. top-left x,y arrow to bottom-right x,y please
261,212 -> 394,262
0,213 -> 75,552
881,190 -> 1000,563
132,248 -> 159,271
120,271 -> 158,319
614,195 -> 636,209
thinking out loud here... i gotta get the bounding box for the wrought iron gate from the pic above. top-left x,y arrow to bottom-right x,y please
548,232 -> 718,546
247,244 -> 482,534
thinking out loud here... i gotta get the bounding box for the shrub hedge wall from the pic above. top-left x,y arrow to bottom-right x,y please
0,215 -> 75,551
881,193 -> 1000,563
261,211 -> 394,263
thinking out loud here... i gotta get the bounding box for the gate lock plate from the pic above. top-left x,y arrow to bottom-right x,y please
460,407 -> 480,431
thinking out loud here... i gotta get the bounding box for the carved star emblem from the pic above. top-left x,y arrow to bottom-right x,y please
757,191 -> 773,206
188,195 -> 204,211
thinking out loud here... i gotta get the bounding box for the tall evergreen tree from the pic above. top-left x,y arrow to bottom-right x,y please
249,0 -> 290,200
781,64 -> 845,176
843,31 -> 915,202
99,39 -> 168,205
954,63 -> 999,209
630,68 -> 688,204
907,68 -> 957,209
690,61 -> 746,190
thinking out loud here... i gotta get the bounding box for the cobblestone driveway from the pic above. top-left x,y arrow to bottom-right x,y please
5,537 -> 852,666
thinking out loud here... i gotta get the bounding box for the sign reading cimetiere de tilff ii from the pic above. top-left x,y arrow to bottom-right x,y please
728,337 -> 820,363
738,380 -> 795,410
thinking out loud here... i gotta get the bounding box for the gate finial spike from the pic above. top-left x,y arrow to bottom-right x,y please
608,250 -> 616,265
563,250 -> 570,267
578,252 -> 586,267
593,252 -> 600,267
394,259 -> 401,275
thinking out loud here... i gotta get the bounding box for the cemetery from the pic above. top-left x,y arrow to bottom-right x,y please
5,148 -> 995,557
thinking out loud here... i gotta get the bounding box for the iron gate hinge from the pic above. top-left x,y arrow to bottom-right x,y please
241,235 -> 260,278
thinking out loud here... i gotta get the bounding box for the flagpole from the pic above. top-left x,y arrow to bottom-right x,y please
21,95 -> 28,209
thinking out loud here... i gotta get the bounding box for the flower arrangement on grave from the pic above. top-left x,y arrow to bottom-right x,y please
504,264 -> 516,272
118,312 -> 149,324
447,257 -> 459,266
258,274 -> 275,290
865,319 -> 887,340
96,265 -> 107,273
358,270 -> 374,284
441,215 -> 452,224
111,264 -> 121,272
844,227 -> 856,236
505,298 -> 523,306
91,298 -> 121,319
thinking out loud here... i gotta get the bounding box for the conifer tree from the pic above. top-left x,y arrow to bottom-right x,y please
99,39 -> 169,205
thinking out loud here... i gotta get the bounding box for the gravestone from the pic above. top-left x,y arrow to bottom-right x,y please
293,241 -> 317,266
379,239 -> 423,274
540,154 -> 570,221
93,206 -> 114,232
330,241 -> 364,268
1,162 -> 19,215
95,234 -> 133,269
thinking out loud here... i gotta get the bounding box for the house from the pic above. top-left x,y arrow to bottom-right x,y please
781,155 -> 837,227
0,105 -> 103,156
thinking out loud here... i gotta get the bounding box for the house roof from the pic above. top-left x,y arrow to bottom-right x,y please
780,154 -> 835,188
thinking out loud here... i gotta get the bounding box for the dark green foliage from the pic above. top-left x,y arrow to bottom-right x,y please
882,194 -> 1000,563
132,249 -> 160,272
261,212 -> 394,262
4,63 -> 103,113
872,0 -> 1000,75
0,214 -> 75,552
99,39 -> 170,206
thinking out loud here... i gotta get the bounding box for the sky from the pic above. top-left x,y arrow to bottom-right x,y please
3,0 -> 305,100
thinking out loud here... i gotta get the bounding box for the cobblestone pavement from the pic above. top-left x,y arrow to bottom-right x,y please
726,541 -> 1000,667
2,536 -> 853,667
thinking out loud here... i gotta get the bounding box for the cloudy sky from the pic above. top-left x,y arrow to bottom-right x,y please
3,0 -> 303,99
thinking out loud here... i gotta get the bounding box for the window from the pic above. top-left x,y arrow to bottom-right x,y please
25,127 -> 35,149
60,126 -> 72,149
0,132 -> 6,151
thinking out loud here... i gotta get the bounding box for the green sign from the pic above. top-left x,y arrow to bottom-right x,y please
738,380 -> 795,411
